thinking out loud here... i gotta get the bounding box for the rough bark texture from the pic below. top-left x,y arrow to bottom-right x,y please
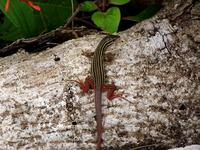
0,0 -> 200,149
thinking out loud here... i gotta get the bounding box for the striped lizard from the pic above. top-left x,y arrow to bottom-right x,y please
73,35 -> 120,150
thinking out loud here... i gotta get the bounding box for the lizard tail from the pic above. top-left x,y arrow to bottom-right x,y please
95,89 -> 103,150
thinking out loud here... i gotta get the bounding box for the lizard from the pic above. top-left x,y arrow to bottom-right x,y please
72,34 -> 120,150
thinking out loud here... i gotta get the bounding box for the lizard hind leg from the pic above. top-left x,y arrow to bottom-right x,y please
102,83 -> 123,101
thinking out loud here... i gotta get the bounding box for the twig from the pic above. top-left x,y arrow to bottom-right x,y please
64,4 -> 81,28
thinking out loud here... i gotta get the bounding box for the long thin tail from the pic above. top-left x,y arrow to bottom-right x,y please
95,88 -> 103,150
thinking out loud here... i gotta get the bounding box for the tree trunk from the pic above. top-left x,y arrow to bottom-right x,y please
0,0 -> 200,149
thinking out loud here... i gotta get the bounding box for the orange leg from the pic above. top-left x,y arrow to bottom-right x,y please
69,77 -> 122,101
68,76 -> 94,93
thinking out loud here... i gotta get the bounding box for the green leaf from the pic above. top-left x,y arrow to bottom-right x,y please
91,7 -> 120,33
0,0 -> 74,41
109,0 -> 130,5
126,4 -> 161,22
0,17 -> 23,41
80,1 -> 97,12
37,1 -> 73,30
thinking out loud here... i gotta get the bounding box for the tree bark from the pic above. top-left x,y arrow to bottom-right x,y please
0,0 -> 200,149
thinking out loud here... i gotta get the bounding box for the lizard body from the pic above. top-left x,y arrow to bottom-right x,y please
91,35 -> 120,150
71,35 -> 120,150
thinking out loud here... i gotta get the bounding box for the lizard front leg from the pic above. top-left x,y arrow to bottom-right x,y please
69,76 -> 94,93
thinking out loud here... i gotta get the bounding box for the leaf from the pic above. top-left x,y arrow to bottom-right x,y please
0,0 -> 73,41
0,17 -> 23,41
91,7 -> 120,33
0,0 -> 41,37
37,1 -> 74,29
109,0 -> 130,5
126,4 -> 161,22
80,1 -> 97,12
